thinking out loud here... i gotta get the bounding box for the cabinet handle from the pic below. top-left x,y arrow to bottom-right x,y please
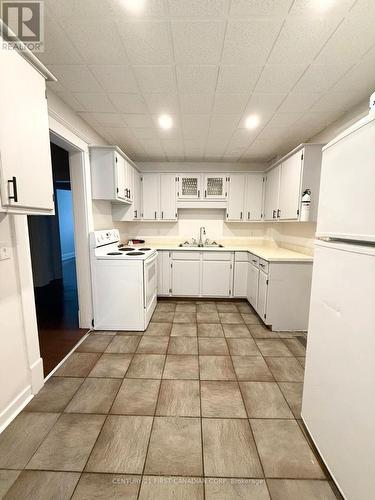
161,211 -> 164,219
198,190 -> 200,198
272,210 -> 276,219
240,211 -> 243,220
277,209 -> 281,218
204,190 -> 207,198
129,189 -> 131,198
8,177 -> 18,202
134,210 -> 137,218
252,259 -> 257,264
247,211 -> 250,220
259,263 -> 265,268
154,211 -> 157,219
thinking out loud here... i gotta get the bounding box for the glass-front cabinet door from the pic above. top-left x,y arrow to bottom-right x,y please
203,174 -> 227,200
178,175 -> 201,199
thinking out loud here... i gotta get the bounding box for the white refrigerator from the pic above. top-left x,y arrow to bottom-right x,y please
302,114 -> 375,500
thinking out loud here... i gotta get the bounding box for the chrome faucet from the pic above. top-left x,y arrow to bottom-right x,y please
198,226 -> 206,247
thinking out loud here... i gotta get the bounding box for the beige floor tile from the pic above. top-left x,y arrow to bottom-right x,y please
241,313 -> 261,325
199,356 -> 236,380
175,302 -> 197,312
202,418 -> 263,478
127,355 -> 165,379
205,478 -> 270,500
198,323 -> 224,337
139,476 -> 204,500
72,473 -> 140,500
64,378 -> 121,414
27,414 -> 105,472
256,340 -> 293,357
240,382 -> 293,418
267,479 -> 337,500
0,413 -> 59,468
0,470 -> 21,499
216,302 -> 238,312
197,311 -> 220,323
105,335 -> 140,353
223,324 -> 251,338
171,323 -> 197,337
277,331 -> 305,339
236,303 -> 255,314
298,357 -> 306,368
173,312 -> 197,323
89,354 -> 133,378
117,330 -> 144,336
281,339 -> 306,357
219,312 -> 244,324
24,377 -> 83,412
201,381 -> 247,418
144,322 -> 172,336
232,356 -> 274,381
278,383 -> 303,419
156,380 -> 200,417
91,330 -> 117,336
4,471 -> 80,500
198,338 -> 229,355
265,357 -> 304,382
156,302 -> 176,312
86,416 -> 153,474
55,353 -> 101,377
137,336 -> 169,354
197,302 -> 217,312
111,379 -> 160,415
76,334 -> 112,353
250,325 -> 279,339
152,311 -> 175,323
250,419 -> 325,479
163,355 -> 199,379
168,337 -> 198,355
227,338 -> 260,356
145,417 -> 203,476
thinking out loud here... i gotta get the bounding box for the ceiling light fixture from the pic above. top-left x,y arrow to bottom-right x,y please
122,0 -> 146,15
245,114 -> 260,130
158,114 -> 173,130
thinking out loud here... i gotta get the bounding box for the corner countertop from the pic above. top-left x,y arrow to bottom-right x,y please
136,240 -> 313,263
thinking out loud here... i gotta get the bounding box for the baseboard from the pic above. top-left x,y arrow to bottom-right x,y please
0,386 -> 33,434
30,357 -> 44,394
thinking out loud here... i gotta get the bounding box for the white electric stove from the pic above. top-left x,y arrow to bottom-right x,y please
90,229 -> 157,331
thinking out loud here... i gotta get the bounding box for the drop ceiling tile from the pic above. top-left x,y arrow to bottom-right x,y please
47,65 -> 102,92
212,94 -> 249,114
77,112 -> 100,128
309,91 -> 364,113
118,21 -> 173,65
245,93 -> 286,115
54,91 -> 86,112
45,0 -> 114,19
73,93 -> 116,112
329,52 -> 375,95
209,114 -> 242,134
278,92 -> 321,113
109,93 -> 148,113
222,19 -> 283,64
245,138 -> 278,159
293,64 -> 353,93
182,114 -> 211,138
267,112 -> 303,128
216,66 -> 262,93
89,65 -> 139,93
268,17 -> 341,64
176,65 -> 218,93
143,93 -> 180,114
256,127 -> 286,141
180,94 -> 213,114
171,21 -> 225,64
38,15 -> 83,65
138,139 -> 166,157
61,20 -> 129,64
133,66 -> 177,93
122,114 -> 155,128
168,0 -> 229,18
254,65 -> 307,93
230,0 -> 293,17
132,128 -> 160,140
91,112 -> 127,127
289,0 -> 356,17
100,127 -> 137,144
109,0 -> 167,18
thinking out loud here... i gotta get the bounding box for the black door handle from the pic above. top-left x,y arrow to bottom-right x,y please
8,176 -> 18,202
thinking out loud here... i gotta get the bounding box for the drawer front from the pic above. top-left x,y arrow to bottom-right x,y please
172,251 -> 200,260
203,251 -> 233,261
248,253 -> 259,268
258,258 -> 269,274
235,251 -> 248,262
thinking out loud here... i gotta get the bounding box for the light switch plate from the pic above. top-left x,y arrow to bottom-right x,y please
0,246 -> 10,261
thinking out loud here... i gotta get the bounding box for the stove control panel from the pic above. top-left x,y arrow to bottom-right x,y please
91,229 -> 120,247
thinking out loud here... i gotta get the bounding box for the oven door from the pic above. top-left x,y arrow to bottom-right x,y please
144,252 -> 158,326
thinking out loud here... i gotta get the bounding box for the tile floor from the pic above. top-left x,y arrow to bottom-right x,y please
0,300 -> 341,500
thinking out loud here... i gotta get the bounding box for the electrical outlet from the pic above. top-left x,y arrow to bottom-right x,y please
0,246 -> 10,261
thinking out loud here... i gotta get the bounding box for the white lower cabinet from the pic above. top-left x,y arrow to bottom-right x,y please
172,259 -> 200,296
202,253 -> 233,297
247,262 -> 259,308
157,251 -> 171,296
256,270 -> 268,320
234,252 -> 248,297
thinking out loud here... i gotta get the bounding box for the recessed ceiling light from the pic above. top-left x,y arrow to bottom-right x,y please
158,114 -> 173,130
122,0 -> 145,15
245,114 -> 260,130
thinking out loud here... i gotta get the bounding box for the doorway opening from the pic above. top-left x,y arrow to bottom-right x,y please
28,143 -> 87,376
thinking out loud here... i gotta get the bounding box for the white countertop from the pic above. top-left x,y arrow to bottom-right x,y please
139,241 -> 313,262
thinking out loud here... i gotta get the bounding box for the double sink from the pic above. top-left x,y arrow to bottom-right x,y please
178,241 -> 224,248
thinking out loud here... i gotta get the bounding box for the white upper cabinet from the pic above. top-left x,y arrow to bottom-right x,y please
0,43 -> 54,214
141,173 -> 160,220
202,174 -> 227,200
133,170 -> 141,220
178,174 -> 201,199
278,152 -> 303,220
227,174 -> 246,221
160,174 -> 177,220
264,166 -> 281,221
124,160 -> 134,202
245,174 -> 264,222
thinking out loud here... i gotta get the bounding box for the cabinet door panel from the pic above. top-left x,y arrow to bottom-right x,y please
256,270 -> 268,320
279,151 -> 302,220
178,175 -> 201,199
234,261 -> 248,297
125,162 -> 134,202
0,45 -> 53,212
142,174 -> 159,220
133,170 -> 141,220
202,260 -> 232,297
203,174 -> 227,200
158,251 -> 171,296
115,154 -> 126,201
160,174 -> 177,220
264,166 -> 280,221
247,263 -> 259,308
245,174 -> 263,221
172,260 -> 200,296
227,174 -> 245,221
